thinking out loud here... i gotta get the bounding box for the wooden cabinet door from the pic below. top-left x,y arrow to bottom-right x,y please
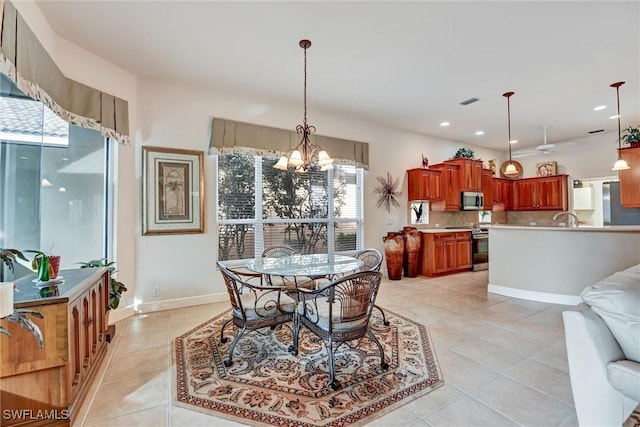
619,147 -> 640,207
482,169 -> 493,209
492,178 -> 513,210
455,233 -> 472,269
445,159 -> 482,191
68,300 -> 82,400
441,165 -> 460,210
514,179 -> 538,210
444,239 -> 457,271
471,161 -> 483,191
407,168 -> 443,201
433,239 -> 448,274
537,176 -> 566,210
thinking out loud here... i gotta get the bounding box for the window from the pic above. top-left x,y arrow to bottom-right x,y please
0,74 -> 113,280
217,154 -> 363,261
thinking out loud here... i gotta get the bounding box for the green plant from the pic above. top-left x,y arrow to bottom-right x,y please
622,125 -> 640,144
24,250 -> 54,282
453,148 -> 475,159
1,248 -> 27,273
78,258 -> 127,310
0,309 -> 44,348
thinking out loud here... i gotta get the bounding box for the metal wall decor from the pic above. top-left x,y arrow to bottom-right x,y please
374,172 -> 402,212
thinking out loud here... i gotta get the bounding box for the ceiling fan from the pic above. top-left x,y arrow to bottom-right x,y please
513,126 -> 556,158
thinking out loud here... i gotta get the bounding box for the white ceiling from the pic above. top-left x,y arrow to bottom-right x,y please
35,1 -> 640,151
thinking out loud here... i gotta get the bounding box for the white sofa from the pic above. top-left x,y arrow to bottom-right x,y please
563,264 -> 640,426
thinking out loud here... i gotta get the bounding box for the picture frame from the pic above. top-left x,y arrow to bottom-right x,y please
142,146 -> 205,235
536,161 -> 558,177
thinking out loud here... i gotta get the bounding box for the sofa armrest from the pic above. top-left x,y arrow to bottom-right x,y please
563,309 -> 638,426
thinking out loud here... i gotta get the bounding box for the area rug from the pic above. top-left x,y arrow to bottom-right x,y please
174,307 -> 443,426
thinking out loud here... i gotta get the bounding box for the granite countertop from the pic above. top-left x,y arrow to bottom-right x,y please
12,267 -> 107,307
419,228 -> 473,234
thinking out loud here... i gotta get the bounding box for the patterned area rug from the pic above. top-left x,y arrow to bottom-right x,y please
174,307 -> 443,426
624,405 -> 640,427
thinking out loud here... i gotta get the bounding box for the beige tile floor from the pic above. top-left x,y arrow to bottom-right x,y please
73,270 -> 581,427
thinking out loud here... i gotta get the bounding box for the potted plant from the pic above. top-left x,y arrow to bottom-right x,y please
453,147 -> 475,159
24,249 -> 60,282
1,248 -> 28,276
78,258 -> 127,310
622,125 -> 640,147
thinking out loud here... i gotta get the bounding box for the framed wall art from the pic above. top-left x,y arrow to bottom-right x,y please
142,146 -> 205,235
536,161 -> 558,177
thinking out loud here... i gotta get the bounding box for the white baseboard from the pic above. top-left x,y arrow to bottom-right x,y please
108,292 -> 229,324
488,283 -> 581,306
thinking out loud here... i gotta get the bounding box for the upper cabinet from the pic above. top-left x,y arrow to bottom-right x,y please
492,177 -> 514,211
407,168 -> 442,201
429,163 -> 460,211
445,158 -> 483,191
481,169 -> 494,210
513,175 -> 568,211
619,147 -> 640,208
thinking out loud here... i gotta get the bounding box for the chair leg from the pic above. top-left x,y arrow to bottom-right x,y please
374,304 -> 390,326
367,329 -> 389,370
324,337 -> 341,390
289,315 -> 300,356
223,325 -> 247,367
220,318 -> 233,343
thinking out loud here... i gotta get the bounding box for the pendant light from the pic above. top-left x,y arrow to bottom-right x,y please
503,91 -> 518,176
610,81 -> 630,171
274,39 -> 333,172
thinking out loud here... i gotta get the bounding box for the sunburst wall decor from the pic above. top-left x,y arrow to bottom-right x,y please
374,172 -> 402,213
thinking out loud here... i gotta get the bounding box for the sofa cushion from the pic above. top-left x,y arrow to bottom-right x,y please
607,360 -> 640,401
581,265 -> 640,363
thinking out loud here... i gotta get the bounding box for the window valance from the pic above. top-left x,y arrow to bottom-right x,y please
209,117 -> 369,170
0,0 -> 129,143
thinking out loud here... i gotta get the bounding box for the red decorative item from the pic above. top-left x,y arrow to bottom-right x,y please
402,227 -> 421,277
382,232 -> 404,280
48,255 -> 61,279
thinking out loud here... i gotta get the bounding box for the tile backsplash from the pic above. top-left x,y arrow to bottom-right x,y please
411,209 -> 561,229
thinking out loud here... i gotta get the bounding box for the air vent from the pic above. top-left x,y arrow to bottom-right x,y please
459,97 -> 479,106
588,129 -> 605,134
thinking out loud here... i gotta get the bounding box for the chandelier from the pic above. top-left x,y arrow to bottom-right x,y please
274,39 -> 333,172
503,91 -> 518,176
610,81 -> 630,171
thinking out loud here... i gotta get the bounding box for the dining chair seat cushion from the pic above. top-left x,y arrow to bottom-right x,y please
300,295 -> 369,332
235,289 -> 296,320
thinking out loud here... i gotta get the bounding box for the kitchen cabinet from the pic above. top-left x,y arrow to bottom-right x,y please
618,146 -> 640,207
420,231 -> 472,276
429,163 -> 460,211
492,177 -> 514,211
407,168 -> 442,201
1,268 -> 110,426
445,158 -> 483,191
513,175 -> 568,211
482,169 -> 494,210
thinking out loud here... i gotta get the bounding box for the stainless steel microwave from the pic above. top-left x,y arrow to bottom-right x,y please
461,191 -> 484,210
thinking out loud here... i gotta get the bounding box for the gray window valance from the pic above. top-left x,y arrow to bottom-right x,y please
0,0 -> 129,143
209,117 -> 369,170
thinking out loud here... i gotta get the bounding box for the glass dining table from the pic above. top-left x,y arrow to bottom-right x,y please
245,253 -> 363,280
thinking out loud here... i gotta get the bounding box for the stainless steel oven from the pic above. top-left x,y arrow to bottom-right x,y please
472,228 -> 489,271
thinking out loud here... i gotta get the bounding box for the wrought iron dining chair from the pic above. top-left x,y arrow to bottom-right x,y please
293,271 -> 388,390
354,248 -> 389,326
217,261 -> 295,367
261,245 -> 316,292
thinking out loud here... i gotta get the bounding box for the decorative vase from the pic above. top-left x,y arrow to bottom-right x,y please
382,232 -> 404,280
48,256 -> 61,279
402,227 -> 421,277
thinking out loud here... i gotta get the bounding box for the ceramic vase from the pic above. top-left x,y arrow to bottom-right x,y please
402,226 -> 421,277
383,232 -> 404,280
48,256 -> 61,279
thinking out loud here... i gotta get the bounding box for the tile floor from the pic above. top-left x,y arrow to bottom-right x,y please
73,270 -> 581,426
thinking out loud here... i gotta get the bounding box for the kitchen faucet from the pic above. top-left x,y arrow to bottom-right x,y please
552,211 -> 580,228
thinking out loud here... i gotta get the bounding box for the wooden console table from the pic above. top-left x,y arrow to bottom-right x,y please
0,268 -> 110,426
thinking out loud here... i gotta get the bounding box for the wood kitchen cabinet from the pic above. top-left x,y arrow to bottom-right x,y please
445,158 -> 483,191
407,168 -> 442,201
618,146 -> 640,207
1,268 -> 110,426
429,163 -> 460,211
492,177 -> 514,211
420,231 -> 472,276
513,175 -> 568,211
482,169 -> 494,210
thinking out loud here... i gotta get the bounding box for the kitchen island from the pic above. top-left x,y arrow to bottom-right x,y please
488,225 -> 640,305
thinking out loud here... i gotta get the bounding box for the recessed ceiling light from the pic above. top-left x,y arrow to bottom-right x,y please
41,178 -> 52,187
475,130 -> 484,136
609,115 -> 620,119
510,139 -> 518,144
440,121 -> 450,127
62,157 -> 69,161
58,187 -> 66,192
19,156 -> 28,160
593,105 -> 607,111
